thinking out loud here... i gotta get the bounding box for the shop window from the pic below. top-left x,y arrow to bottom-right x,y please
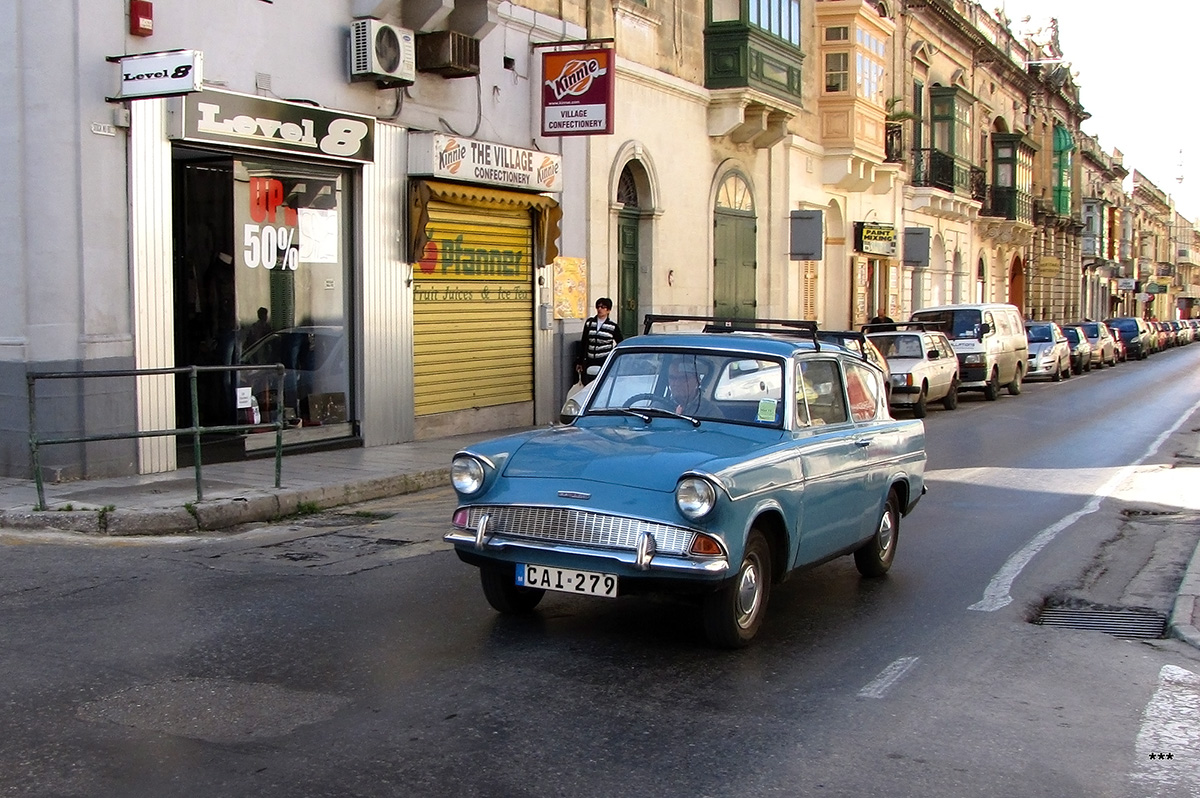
172,152 -> 353,455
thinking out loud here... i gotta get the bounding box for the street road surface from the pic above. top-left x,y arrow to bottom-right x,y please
3,346 -> 1200,797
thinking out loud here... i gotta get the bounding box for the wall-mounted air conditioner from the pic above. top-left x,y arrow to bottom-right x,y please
350,19 -> 416,86
416,31 -> 480,78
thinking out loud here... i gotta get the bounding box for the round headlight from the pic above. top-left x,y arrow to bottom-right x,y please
676,477 -> 717,520
451,455 -> 485,494
563,398 -> 581,417
964,353 -> 984,365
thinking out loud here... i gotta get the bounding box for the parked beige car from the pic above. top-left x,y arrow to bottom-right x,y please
867,327 -> 959,417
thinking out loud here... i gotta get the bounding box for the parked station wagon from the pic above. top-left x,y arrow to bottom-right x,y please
446,316 -> 927,647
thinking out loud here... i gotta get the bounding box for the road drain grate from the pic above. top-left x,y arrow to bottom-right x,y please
1034,607 -> 1167,639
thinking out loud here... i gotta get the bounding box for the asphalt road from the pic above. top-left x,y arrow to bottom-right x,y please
3,346 -> 1200,797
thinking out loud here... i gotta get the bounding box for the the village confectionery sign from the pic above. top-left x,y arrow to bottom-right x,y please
853,222 -> 897,257
167,89 -> 375,163
408,132 -> 563,192
541,47 -> 614,137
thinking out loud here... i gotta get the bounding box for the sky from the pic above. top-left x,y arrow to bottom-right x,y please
993,0 -> 1200,223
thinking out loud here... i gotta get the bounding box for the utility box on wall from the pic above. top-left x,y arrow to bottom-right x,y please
416,31 -> 480,77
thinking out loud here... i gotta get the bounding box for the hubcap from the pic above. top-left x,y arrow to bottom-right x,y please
877,509 -> 894,555
735,558 -> 761,628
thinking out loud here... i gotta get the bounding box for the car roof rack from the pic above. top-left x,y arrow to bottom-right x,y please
861,322 -> 937,333
641,314 -> 824,348
639,315 -> 873,365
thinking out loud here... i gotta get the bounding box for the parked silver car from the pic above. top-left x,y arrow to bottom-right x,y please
1024,321 -> 1071,382
1062,325 -> 1093,374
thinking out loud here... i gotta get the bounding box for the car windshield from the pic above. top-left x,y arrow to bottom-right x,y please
1108,318 -> 1136,332
1080,323 -> 1099,337
911,309 -> 982,339
1025,325 -> 1053,343
1064,328 -> 1080,344
586,350 -> 785,427
870,334 -> 923,358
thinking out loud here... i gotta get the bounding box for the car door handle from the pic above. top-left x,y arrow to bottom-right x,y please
855,439 -> 872,448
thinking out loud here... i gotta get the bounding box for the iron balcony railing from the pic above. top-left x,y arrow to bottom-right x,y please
910,148 -> 972,195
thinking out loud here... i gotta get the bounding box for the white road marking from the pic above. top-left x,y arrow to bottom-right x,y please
968,395 -> 1200,612
858,656 -> 919,699
1130,664 -> 1200,794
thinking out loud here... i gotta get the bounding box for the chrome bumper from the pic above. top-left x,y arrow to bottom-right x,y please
443,529 -> 730,575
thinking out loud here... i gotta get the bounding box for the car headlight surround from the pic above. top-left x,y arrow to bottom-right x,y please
451,455 -> 486,495
562,398 -> 581,417
963,353 -> 984,365
676,477 -> 717,520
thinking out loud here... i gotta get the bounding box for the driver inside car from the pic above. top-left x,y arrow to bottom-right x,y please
666,359 -> 723,418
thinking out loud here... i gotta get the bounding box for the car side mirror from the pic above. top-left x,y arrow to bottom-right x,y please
977,322 -> 991,340
927,349 -> 939,360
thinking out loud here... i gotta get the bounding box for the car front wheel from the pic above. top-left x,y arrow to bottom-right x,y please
912,385 -> 928,418
983,368 -> 1000,401
703,530 -> 771,648
855,491 -> 899,577
480,565 -> 545,614
942,377 -> 959,410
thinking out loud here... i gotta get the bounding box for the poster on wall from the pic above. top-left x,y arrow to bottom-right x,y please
552,256 -> 588,319
541,48 -> 615,137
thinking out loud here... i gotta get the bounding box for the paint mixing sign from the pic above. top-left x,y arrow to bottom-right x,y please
541,48 -> 614,137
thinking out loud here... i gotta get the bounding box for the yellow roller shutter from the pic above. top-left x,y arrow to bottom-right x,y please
412,200 -> 534,416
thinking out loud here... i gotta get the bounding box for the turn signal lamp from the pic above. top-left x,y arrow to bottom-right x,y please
690,534 -> 723,556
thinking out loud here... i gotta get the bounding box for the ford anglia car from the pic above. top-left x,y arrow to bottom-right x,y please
445,316 -> 927,647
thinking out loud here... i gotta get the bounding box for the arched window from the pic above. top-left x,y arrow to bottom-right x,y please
716,173 -> 754,212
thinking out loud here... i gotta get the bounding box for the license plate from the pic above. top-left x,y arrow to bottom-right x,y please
518,564 -> 618,598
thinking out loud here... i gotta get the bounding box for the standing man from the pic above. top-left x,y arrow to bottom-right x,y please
578,297 -> 623,385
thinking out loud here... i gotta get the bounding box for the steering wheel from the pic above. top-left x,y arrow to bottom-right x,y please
623,393 -> 675,411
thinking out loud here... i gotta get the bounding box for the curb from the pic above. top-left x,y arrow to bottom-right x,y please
1169,537 -> 1200,649
0,467 -> 451,536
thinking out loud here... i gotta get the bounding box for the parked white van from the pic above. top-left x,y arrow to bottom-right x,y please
909,303 -> 1027,400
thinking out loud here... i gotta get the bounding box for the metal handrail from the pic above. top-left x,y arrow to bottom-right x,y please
27,364 -> 286,511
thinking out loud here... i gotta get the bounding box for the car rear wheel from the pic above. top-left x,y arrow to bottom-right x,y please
983,368 -> 1000,401
855,491 -> 899,578
912,385 -> 928,418
1006,366 -> 1023,395
703,529 -> 771,649
480,565 -> 545,614
942,378 -> 959,410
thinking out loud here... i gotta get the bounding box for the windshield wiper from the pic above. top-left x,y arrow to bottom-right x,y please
589,407 -> 652,423
632,407 -> 702,427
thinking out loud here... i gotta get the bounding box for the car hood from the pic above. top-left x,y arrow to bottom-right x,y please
497,423 -> 772,492
1027,341 -> 1056,356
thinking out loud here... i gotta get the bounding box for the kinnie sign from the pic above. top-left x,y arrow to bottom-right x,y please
109,50 -> 203,100
541,48 -> 614,137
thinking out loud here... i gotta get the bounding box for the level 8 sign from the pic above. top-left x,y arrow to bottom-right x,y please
243,224 -> 298,270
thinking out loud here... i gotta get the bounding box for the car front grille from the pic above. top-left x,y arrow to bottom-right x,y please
462,505 -> 695,556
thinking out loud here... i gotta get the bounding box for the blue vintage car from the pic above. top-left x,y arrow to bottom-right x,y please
445,316 -> 927,647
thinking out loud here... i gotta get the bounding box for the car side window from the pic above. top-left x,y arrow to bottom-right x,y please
798,360 -> 847,426
983,311 -> 996,336
844,361 -> 880,423
938,337 -> 954,359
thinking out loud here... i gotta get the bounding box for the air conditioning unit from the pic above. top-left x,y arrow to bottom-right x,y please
350,19 -> 416,86
416,31 -> 480,78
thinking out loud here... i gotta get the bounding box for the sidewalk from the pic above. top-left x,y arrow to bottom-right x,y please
0,420 -> 1197,651
0,427 -> 534,536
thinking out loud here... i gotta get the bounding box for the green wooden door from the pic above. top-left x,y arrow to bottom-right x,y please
713,212 -> 756,320
618,210 -> 639,336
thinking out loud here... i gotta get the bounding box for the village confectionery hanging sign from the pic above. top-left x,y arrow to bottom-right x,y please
540,46 -> 615,137
167,89 -> 375,163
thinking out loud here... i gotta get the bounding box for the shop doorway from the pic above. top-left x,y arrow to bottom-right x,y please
171,148 -> 354,464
